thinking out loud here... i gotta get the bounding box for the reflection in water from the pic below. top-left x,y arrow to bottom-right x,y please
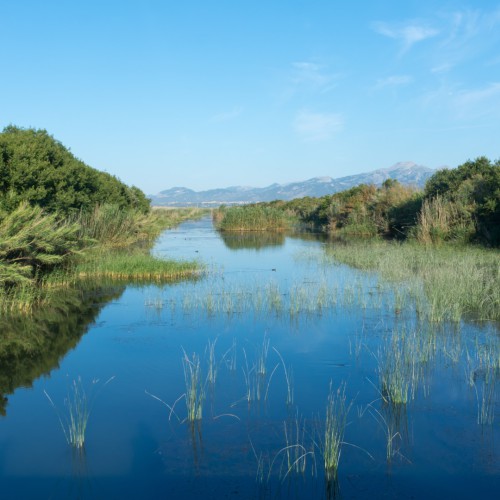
0,285 -> 125,416
218,227 -> 330,250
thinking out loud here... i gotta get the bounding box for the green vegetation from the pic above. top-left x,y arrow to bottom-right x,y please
213,157 -> 499,245
44,376 -> 114,449
0,126 -> 149,214
323,383 -> 351,481
182,352 -> 204,422
325,241 -> 500,322
0,126 -> 204,313
67,249 -> 200,283
214,205 -> 294,231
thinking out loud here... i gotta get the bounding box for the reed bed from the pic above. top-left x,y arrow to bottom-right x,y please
214,205 -> 294,232
324,241 -> 500,322
68,250 -> 200,282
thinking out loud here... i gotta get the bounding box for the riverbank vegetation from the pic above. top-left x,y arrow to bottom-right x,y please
0,126 -> 204,314
214,157 -> 499,246
213,205 -> 293,231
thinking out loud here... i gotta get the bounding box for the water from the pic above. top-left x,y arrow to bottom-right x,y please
0,217 -> 498,499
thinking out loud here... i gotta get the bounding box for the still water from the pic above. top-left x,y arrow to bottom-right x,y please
0,217 -> 498,498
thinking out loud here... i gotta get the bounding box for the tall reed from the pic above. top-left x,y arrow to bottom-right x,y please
44,376 -> 114,449
182,352 -> 204,421
323,382 -> 351,481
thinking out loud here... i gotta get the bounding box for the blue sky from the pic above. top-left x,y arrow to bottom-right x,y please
1,1 -> 499,193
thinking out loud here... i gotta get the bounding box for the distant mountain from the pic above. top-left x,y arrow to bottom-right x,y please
150,162 -> 437,207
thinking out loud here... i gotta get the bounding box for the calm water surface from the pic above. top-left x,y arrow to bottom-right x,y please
0,217 -> 498,499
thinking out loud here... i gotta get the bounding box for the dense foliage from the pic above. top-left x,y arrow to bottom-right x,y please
214,157 -> 499,245
421,157 -> 500,244
0,126 -> 206,313
0,126 -> 150,214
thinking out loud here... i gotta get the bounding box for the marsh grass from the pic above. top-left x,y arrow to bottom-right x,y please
68,250 -> 201,282
273,347 -> 294,406
44,376 -> 114,449
324,241 -> 500,323
76,205 -> 207,248
240,348 -> 279,404
474,379 -> 496,426
182,352 -> 204,421
322,382 -> 351,481
205,338 -> 218,385
368,405 -> 402,463
257,334 -> 270,375
214,205 -> 294,232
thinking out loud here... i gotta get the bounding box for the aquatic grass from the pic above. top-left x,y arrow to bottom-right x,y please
377,337 -> 412,406
368,405 -> 402,463
214,205 -> 294,232
323,382 -> 351,481
324,241 -> 500,323
44,376 -> 114,449
205,338 -> 218,385
225,338 -> 237,372
69,250 -> 201,282
282,414 -> 316,478
182,351 -> 204,421
239,348 -> 279,404
257,334 -> 270,375
474,379 -> 496,426
273,347 -> 294,406
266,282 -> 283,313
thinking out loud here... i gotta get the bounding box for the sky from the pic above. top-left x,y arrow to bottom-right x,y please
1,0 -> 499,194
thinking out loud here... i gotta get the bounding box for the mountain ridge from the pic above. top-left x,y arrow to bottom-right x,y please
150,162 -> 438,207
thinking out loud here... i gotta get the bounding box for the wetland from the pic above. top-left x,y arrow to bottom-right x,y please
0,216 -> 499,499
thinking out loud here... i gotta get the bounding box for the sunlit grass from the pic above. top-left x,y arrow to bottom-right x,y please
324,241 -> 500,322
44,376 -> 114,449
182,351 -> 204,421
68,250 -> 201,282
323,382 -> 351,481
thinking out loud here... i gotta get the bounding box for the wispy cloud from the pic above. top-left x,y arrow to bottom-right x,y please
293,110 -> 343,142
455,82 -> 500,109
291,62 -> 336,93
422,82 -> 500,119
375,75 -> 413,89
210,106 -> 243,123
372,21 -> 438,53
433,8 -> 500,71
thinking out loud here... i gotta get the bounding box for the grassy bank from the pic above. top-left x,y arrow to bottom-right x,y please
0,205 -> 206,313
324,240 -> 500,322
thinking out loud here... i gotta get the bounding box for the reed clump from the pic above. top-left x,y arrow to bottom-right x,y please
323,382 -> 351,481
182,352 -> 204,421
214,205 -> 294,232
44,375 -> 114,449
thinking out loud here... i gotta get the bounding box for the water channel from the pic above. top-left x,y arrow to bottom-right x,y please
0,217 -> 498,498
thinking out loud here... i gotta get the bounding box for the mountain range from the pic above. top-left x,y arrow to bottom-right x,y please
150,162 -> 437,207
